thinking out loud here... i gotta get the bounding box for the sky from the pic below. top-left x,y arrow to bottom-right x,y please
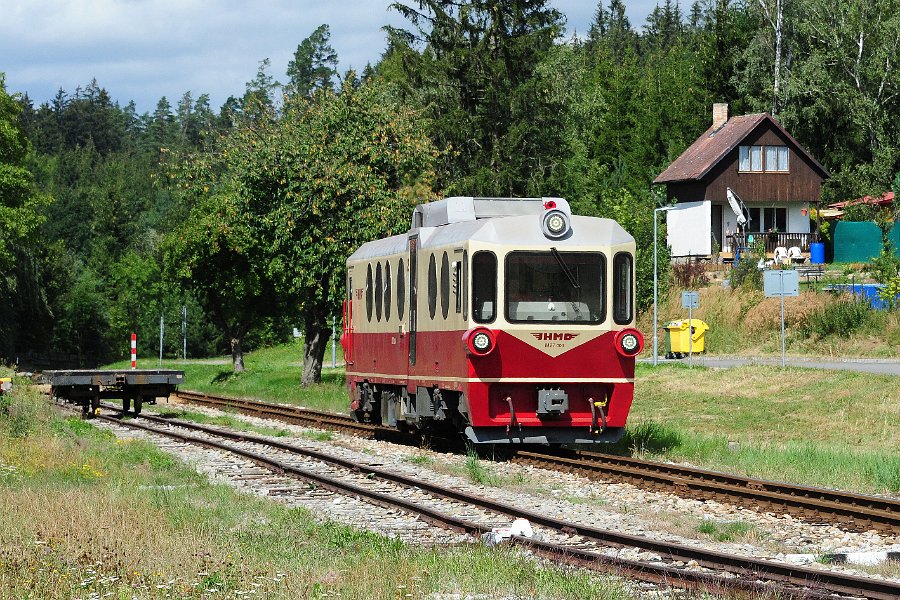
1,1 -> 658,115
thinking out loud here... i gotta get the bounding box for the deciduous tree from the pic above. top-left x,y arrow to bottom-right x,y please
0,74 -> 45,269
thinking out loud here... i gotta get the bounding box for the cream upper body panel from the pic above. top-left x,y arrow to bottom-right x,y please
346,214 -> 635,334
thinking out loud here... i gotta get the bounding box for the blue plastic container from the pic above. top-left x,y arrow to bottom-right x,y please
810,242 -> 825,264
828,283 -> 900,310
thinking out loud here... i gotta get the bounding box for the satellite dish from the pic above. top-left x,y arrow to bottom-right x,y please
726,187 -> 748,226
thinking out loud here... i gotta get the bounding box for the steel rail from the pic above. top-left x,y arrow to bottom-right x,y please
173,390 -> 900,535
99,406 -> 900,600
513,450 -> 900,535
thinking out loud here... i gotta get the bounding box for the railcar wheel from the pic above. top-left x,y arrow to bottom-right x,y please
134,396 -> 143,415
90,394 -> 100,418
123,398 -> 131,413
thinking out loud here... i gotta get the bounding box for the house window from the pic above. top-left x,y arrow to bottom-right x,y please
739,145 -> 763,172
765,146 -> 789,172
741,145 -> 789,172
766,207 -> 787,231
748,207 -> 787,232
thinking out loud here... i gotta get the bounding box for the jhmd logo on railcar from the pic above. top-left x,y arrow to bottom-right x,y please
532,333 -> 579,341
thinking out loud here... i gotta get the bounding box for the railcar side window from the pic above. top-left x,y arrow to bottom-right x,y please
440,252 -> 450,319
462,250 -> 468,320
428,254 -> 437,320
397,259 -> 405,320
375,262 -> 383,322
505,251 -> 605,324
384,260 -> 392,322
472,251 -> 497,323
613,253 -> 633,324
454,260 -> 462,314
365,264 -> 373,322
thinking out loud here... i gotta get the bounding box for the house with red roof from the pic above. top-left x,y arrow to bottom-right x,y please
654,104 -> 830,260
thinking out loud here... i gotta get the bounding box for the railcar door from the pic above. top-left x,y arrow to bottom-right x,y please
342,268 -> 353,365
408,235 -> 418,366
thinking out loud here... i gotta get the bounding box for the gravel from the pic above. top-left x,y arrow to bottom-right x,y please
100,400 -> 900,590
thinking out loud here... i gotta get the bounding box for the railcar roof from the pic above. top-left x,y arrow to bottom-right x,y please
347,215 -> 633,263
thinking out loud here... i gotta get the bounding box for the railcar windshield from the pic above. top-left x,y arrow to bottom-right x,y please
505,251 -> 605,324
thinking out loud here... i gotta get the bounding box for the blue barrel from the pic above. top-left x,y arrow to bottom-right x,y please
810,242 -> 825,264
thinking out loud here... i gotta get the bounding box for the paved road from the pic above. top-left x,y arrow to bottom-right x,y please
640,355 -> 900,376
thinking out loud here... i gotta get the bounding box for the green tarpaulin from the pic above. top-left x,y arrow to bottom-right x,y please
832,221 -> 900,262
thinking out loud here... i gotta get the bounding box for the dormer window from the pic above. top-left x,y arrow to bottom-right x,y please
739,145 -> 762,171
739,145 -> 789,173
766,146 -> 789,171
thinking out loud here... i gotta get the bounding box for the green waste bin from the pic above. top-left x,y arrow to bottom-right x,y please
664,319 -> 709,358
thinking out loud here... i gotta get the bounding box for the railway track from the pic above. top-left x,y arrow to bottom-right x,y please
92,403 -> 900,600
513,450 -> 900,535
173,390 -> 379,436
172,390 -> 900,536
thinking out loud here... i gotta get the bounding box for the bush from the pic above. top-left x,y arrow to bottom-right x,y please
728,237 -> 766,290
729,256 -> 762,289
672,262 -> 709,288
804,297 -> 873,338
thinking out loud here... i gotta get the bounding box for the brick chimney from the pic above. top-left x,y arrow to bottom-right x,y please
712,103 -> 729,129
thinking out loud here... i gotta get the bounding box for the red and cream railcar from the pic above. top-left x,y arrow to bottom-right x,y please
341,197 -> 643,445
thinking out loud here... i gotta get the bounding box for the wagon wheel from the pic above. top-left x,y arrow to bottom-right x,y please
89,394 -> 100,418
133,395 -> 143,415
123,397 -> 131,413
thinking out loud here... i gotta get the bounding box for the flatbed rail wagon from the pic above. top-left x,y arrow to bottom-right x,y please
46,369 -> 184,416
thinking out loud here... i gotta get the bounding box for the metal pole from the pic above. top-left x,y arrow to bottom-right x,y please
182,305 -> 187,360
159,314 -> 164,366
780,276 -> 786,368
688,300 -> 693,368
653,209 -> 659,366
653,207 -> 673,366
331,319 -> 336,368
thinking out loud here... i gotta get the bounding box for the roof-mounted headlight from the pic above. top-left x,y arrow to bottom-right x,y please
541,209 -> 570,239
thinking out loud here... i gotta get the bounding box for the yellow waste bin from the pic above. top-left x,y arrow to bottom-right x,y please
664,319 -> 709,357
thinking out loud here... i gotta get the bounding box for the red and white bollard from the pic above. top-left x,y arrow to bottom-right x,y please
131,333 -> 137,369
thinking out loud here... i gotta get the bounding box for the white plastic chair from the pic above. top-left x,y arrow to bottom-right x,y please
774,246 -> 788,265
788,246 -> 803,263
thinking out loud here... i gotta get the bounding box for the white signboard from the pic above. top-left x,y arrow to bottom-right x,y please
764,270 -> 800,297
666,200 -> 711,257
681,291 -> 699,309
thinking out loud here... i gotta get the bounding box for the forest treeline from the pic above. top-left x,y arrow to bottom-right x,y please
1,0 -> 899,378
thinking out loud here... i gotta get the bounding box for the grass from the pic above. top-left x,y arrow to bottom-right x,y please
147,406 -> 292,438
640,285 -> 900,358
405,453 -> 434,466
696,520 -> 758,543
614,363 -> 900,494
463,449 -> 501,486
1,381 -> 633,599
106,339 -> 349,414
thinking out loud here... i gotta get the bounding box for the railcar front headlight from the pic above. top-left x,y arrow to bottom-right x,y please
472,331 -> 491,351
614,328 -> 644,357
464,327 -> 496,356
